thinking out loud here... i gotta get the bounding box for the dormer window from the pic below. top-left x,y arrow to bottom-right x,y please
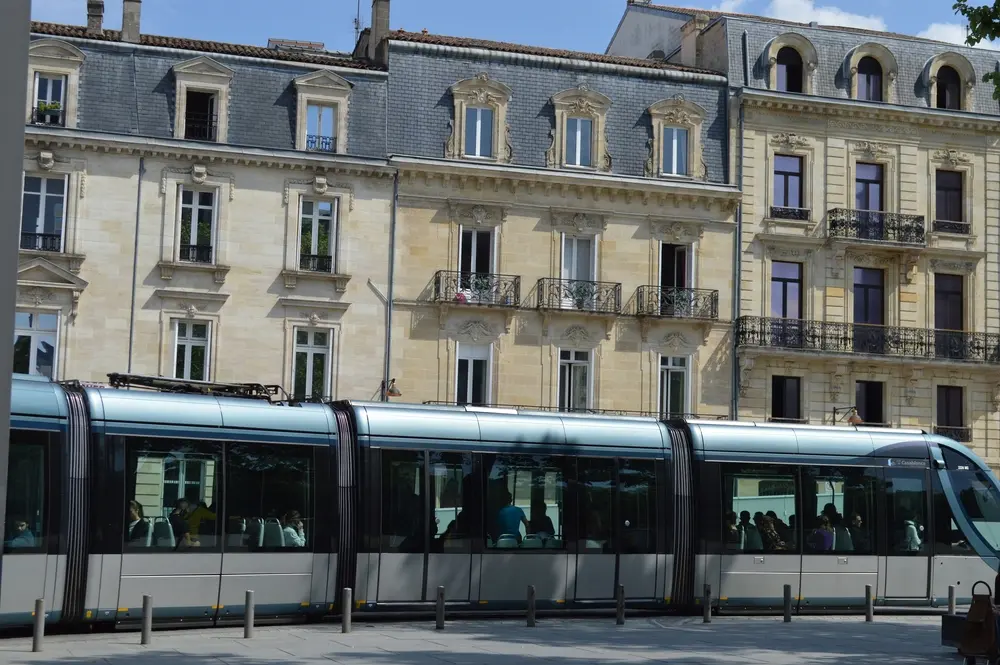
645,96 -> 706,181
937,66 -> 961,110
776,47 -> 803,93
446,73 -> 513,164
546,85 -> 612,172
294,70 -> 352,154
857,57 -> 883,102
306,103 -> 337,152
171,56 -> 234,144
32,73 -> 66,126
565,117 -> 593,167
184,90 -> 218,142
25,39 -> 85,129
464,106 -> 494,159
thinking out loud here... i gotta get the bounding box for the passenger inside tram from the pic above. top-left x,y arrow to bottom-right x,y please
126,500 -> 150,546
495,489 -> 529,544
4,518 -> 35,549
281,510 -> 306,547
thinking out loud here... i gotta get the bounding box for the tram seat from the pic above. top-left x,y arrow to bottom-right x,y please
227,517 -> 246,548
545,538 -> 563,548
151,518 -> 175,548
143,519 -> 153,547
262,519 -> 285,548
495,534 -> 518,548
246,518 -> 264,548
520,535 -> 543,549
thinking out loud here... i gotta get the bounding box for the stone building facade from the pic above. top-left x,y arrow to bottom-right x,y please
609,2 -> 1000,469
16,3 -> 394,401
384,31 -> 740,415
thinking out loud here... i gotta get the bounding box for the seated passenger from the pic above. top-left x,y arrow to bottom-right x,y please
126,500 -> 149,546
807,515 -> 834,551
848,512 -> 870,552
495,491 -> 528,544
169,499 -> 195,549
738,511 -> 763,550
758,515 -> 788,551
5,518 -> 35,549
282,510 -> 306,547
187,500 -> 217,542
529,501 -> 555,537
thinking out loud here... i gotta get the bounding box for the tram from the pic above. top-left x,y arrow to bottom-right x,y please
3,370 -> 1000,629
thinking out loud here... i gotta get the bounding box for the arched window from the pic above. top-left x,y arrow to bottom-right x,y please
937,65 -> 961,110
776,47 -> 803,93
857,56 -> 883,102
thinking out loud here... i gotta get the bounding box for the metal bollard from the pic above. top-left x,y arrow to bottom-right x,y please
616,584 -> 625,626
948,585 -> 956,615
342,588 -> 352,634
527,585 -> 536,627
32,598 -> 44,653
702,584 -> 711,623
244,590 -> 254,639
141,594 -> 153,645
435,586 -> 445,630
865,584 -> 873,623
783,584 -> 792,623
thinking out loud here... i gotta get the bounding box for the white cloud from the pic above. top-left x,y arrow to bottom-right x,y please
712,0 -> 748,11
917,22 -> 999,49
765,0 -> 887,31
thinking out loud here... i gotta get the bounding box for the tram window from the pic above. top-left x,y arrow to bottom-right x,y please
483,453 -> 565,550
224,443 -> 313,551
931,471 -> 971,555
721,466 -> 799,554
885,469 -> 930,555
577,457 -> 615,553
4,437 -> 47,553
124,437 -> 222,551
942,448 -> 1000,550
381,450 -> 426,553
431,451 -> 475,553
619,459 -> 658,554
801,466 -> 875,555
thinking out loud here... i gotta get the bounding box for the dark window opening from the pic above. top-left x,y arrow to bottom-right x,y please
936,65 -> 962,110
776,47 -> 804,93
773,154 -> 804,210
853,267 -> 885,354
771,375 -> 801,422
855,380 -> 884,425
184,90 -> 217,142
935,170 -> 964,224
857,56 -> 883,102
938,385 -> 964,428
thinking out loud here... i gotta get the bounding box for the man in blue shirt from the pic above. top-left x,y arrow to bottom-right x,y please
496,490 -> 528,543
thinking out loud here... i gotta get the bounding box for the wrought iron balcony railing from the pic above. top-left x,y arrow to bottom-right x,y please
633,286 -> 719,319
827,208 -> 926,245
179,244 -> 213,264
184,112 -> 218,142
30,107 -> 64,127
306,135 -> 336,152
935,426 -> 972,443
769,206 -> 811,221
20,232 -> 61,252
421,401 -> 729,420
300,254 -> 334,272
536,278 -> 621,314
433,270 -> 521,307
768,417 -> 809,424
736,316 -> 1000,364
933,219 -> 971,235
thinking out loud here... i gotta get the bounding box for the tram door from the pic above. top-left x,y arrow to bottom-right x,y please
573,458 -> 661,602
882,467 -> 931,600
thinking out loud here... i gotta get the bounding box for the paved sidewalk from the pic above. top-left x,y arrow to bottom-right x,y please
0,615 -> 962,664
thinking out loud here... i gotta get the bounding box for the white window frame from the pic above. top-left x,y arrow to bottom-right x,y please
658,355 -> 690,418
20,172 -> 68,252
458,226 -> 497,274
557,349 -> 593,412
565,116 -> 593,168
464,106 -> 494,159
305,102 -> 338,152
33,71 -> 66,123
172,319 -> 211,382
446,74 -> 512,164
661,126 -> 689,176
176,185 -> 219,264
292,327 -> 333,400
298,196 -> 339,273
13,310 -> 60,379
455,342 -> 493,405
26,39 -> 84,129
293,69 -> 352,154
171,56 -> 234,144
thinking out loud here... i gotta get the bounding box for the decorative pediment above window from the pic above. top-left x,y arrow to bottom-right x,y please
161,164 -> 236,200
294,69 -> 353,92
152,288 -> 230,317
17,257 -> 89,318
931,148 -> 972,167
758,234 -> 822,260
850,141 -> 892,159
172,55 -> 235,80
447,201 -> 508,227
29,38 -> 85,64
446,73 -> 513,163
769,132 -> 810,149
550,209 -> 607,235
929,258 -> 977,274
172,56 -> 234,143
546,85 -> 612,172
649,219 -> 704,244
450,318 -> 500,343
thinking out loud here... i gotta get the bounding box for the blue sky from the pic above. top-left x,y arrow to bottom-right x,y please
29,0 -> 993,54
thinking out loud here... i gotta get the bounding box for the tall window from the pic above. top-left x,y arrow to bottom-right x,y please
21,174 -> 65,252
32,72 -> 65,126
12,311 -> 57,378
456,343 -> 490,406
855,163 -> 883,212
4,435 -> 47,553
184,90 -> 217,141
857,57 -> 883,102
662,126 -> 688,175
775,47 -> 803,93
938,385 -> 965,432
659,356 -> 688,418
483,453 -> 565,548
306,103 -> 337,152
178,188 -> 215,264
173,320 -> 209,381
565,117 -> 593,167
464,106 -> 494,158
855,381 -> 884,425
292,328 -> 331,400
299,198 -> 337,273
773,155 -> 803,210
770,261 -> 802,319
936,65 -> 961,110
558,349 -> 590,412
771,375 -> 801,422
935,273 -> 965,361
935,170 -> 964,227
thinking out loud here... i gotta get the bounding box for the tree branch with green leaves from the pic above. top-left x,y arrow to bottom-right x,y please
953,0 -> 1000,98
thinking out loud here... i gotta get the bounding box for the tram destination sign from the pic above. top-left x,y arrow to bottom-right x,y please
886,458 -> 929,468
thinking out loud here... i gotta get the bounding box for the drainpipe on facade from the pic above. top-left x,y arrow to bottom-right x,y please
382,169 -> 398,401
731,29 -> 749,420
127,156 -> 145,374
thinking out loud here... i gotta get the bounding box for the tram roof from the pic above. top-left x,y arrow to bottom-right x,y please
11,374 -> 68,421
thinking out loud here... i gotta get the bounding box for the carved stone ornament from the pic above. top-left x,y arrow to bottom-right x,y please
651,220 -> 704,244
829,368 -> 845,402
563,324 -> 592,346
455,319 -> 494,343
904,367 -> 921,407
643,137 -> 655,178
993,383 -> 1000,412
308,312 -> 323,326
162,165 -> 236,201
180,302 -> 199,317
930,258 -> 976,274
449,201 -> 507,227
932,149 -> 971,167
282,176 -> 355,209
769,133 -> 809,149
738,356 -> 754,398
660,331 -> 689,353
852,141 -> 891,159
36,150 -> 55,171
17,286 -> 53,306
848,251 -> 894,268
551,210 -> 607,234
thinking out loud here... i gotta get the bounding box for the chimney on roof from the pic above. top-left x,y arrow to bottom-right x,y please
679,13 -> 710,68
121,0 -> 141,44
368,0 -> 390,67
86,0 -> 104,36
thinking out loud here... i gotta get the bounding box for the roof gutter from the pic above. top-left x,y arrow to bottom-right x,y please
390,40 -> 728,84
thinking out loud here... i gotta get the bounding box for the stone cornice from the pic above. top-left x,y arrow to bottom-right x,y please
23,126 -> 395,178
740,88 -> 1000,133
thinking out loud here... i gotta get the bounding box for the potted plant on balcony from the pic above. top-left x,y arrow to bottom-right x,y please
35,101 -> 62,124
568,281 -> 596,310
